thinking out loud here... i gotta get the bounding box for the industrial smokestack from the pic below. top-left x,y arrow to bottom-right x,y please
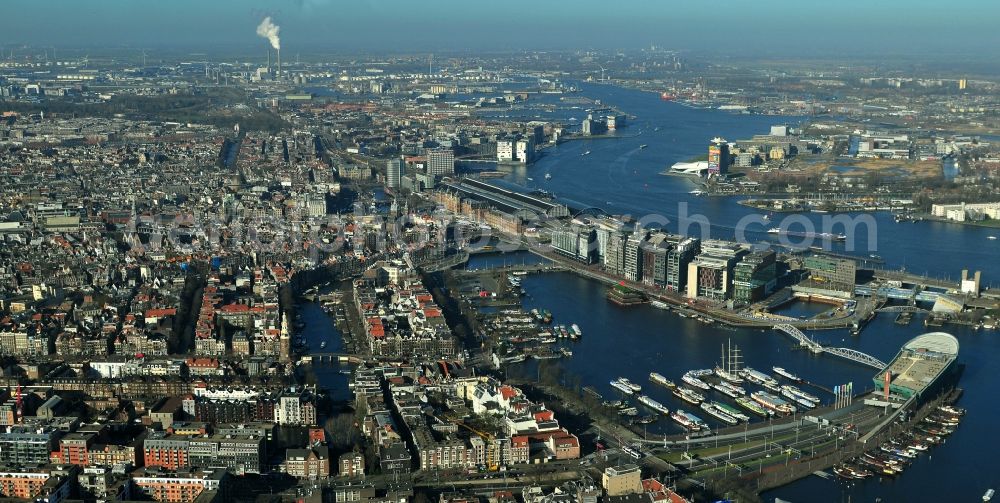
256,17 -> 281,78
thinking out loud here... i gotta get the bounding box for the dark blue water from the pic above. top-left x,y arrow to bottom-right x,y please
770,299 -> 836,319
477,83 -> 1000,500
498,83 -> 1000,287
299,300 -> 353,401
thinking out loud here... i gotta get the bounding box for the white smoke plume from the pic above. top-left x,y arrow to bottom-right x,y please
256,17 -> 280,51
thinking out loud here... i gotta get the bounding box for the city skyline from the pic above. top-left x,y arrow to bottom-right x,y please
4,0 -> 1000,57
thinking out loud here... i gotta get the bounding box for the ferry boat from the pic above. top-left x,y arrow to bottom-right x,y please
613,377 -> 640,392
712,381 -> 746,398
672,387 -> 704,405
751,391 -> 796,415
781,388 -> 816,409
767,228 -> 847,242
638,395 -> 670,415
700,402 -> 738,425
649,372 -> 676,389
741,367 -> 780,391
681,372 -> 711,390
735,396 -> 770,417
611,379 -> 635,395
650,300 -> 670,310
781,385 -> 820,405
571,324 -> 583,338
680,410 -> 709,431
712,401 -> 750,422
772,367 -> 801,382
670,410 -> 697,430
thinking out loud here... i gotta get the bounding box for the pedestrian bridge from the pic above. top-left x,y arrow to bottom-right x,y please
774,324 -> 886,369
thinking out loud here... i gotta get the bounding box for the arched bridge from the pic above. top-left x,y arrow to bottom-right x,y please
774,324 -> 886,369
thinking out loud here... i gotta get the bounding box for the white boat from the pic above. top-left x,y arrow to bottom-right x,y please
638,395 -> 670,415
712,381 -> 746,398
672,387 -> 704,405
610,380 -> 634,395
616,377 -> 641,392
571,324 -> 582,337
781,384 -> 821,404
700,402 -> 738,425
772,367 -> 801,382
989,236 -> 998,240
582,150 -> 591,156
983,488 -> 994,501
741,367 -> 780,390
319,341 -> 327,349
639,144 -> 648,149
651,300 -> 669,310
781,388 -> 816,409
681,373 -> 711,390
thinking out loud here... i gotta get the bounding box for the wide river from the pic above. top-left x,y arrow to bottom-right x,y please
474,83 -> 999,501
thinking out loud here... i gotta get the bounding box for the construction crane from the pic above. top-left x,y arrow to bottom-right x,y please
441,415 -> 500,471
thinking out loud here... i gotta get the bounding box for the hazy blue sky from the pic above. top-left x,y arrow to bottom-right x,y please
3,0 -> 998,56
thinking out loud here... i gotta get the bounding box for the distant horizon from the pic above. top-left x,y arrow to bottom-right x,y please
4,0 -> 1000,61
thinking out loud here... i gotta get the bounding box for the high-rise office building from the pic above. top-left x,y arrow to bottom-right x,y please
708,137 -> 730,176
666,237 -> 699,292
386,157 -> 404,189
733,250 -> 777,304
624,232 -> 646,282
426,148 -> 454,177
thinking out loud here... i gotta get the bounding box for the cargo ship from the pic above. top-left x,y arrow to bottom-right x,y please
751,391 -> 796,415
638,395 -> 670,415
767,228 -> 847,242
772,367 -> 801,382
712,401 -> 750,422
649,372 -> 676,389
735,396 -> 771,417
712,381 -> 746,398
672,387 -> 705,405
700,402 -> 739,425
681,372 -> 711,390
